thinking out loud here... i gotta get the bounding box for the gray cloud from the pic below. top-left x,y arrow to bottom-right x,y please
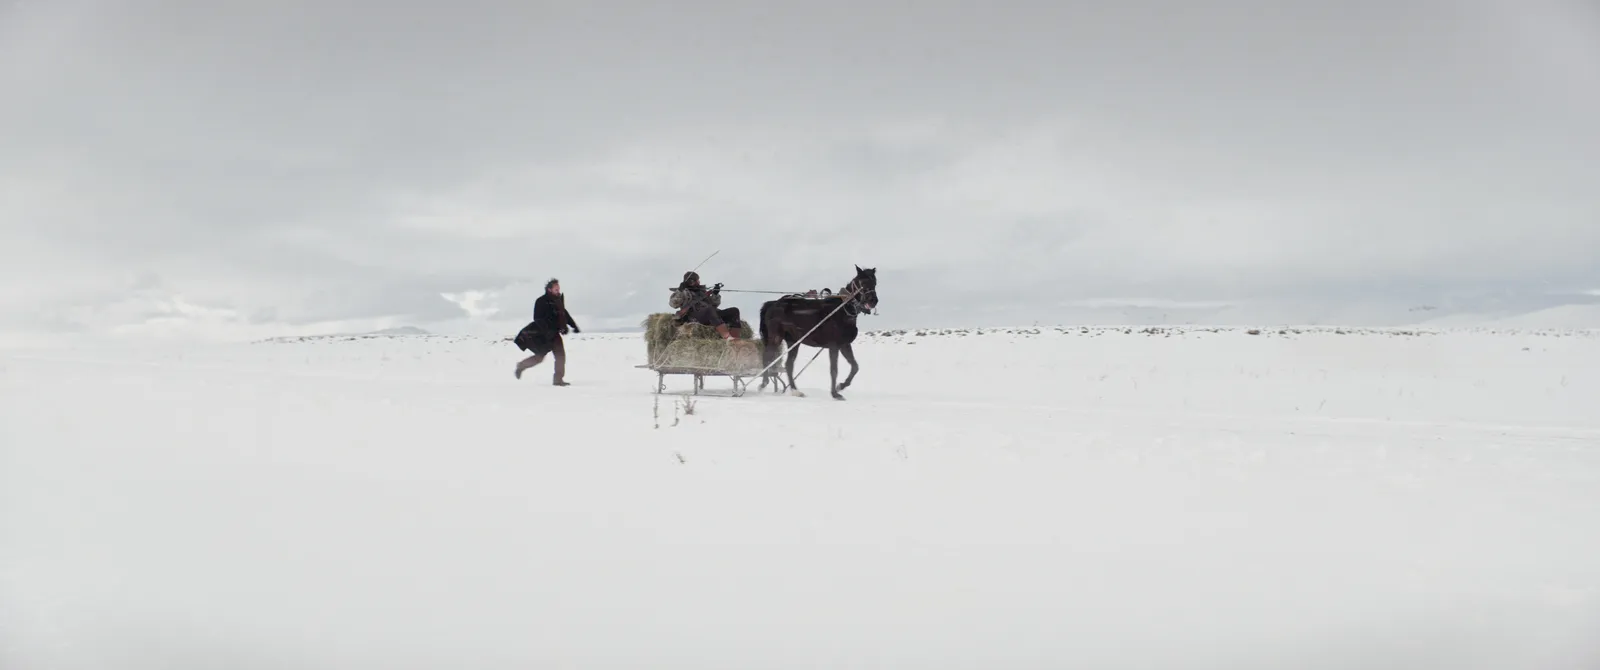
3,0 -> 1597,339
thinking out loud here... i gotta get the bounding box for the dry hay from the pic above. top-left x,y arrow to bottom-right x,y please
642,313 -> 680,361
675,321 -> 755,340
657,338 -> 765,373
641,312 -> 759,368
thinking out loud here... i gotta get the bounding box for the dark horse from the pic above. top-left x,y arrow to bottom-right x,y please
757,265 -> 879,400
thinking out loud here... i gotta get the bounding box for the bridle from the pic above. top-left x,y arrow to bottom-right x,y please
839,277 -> 878,317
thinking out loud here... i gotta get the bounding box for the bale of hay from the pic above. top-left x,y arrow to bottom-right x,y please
641,312 -> 756,364
658,338 -> 765,373
675,321 -> 755,340
642,313 -> 680,362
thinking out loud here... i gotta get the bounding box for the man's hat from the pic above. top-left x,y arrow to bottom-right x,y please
683,271 -> 700,283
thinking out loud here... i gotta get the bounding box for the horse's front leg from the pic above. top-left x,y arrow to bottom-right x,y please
829,347 -> 845,400
837,342 -> 860,391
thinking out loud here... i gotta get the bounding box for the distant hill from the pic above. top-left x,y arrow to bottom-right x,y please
254,325 -> 433,344
363,326 -> 431,336
1419,304 -> 1600,330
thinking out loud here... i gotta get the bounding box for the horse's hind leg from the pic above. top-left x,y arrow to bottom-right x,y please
757,315 -> 779,392
785,344 -> 804,397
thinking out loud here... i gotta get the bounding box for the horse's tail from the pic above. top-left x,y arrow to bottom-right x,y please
758,301 -> 772,370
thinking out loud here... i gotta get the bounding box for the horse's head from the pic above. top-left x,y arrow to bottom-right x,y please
847,264 -> 878,314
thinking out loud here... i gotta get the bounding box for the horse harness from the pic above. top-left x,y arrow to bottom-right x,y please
838,278 -> 876,317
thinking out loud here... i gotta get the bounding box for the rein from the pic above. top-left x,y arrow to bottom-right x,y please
675,284 -> 875,315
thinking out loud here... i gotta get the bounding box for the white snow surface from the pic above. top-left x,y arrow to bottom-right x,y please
3,325 -> 1599,669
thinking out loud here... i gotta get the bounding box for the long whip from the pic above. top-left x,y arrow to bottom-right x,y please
689,250 -> 719,273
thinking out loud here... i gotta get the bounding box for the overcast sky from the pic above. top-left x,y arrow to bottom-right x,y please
3,0 -> 1597,340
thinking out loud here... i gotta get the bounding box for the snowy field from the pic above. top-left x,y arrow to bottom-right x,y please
3,325 -> 1599,669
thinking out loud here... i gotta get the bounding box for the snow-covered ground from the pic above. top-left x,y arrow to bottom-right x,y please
3,325 -> 1599,669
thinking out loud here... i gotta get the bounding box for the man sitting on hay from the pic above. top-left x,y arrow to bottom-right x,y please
643,271 -> 761,379
670,271 -> 742,341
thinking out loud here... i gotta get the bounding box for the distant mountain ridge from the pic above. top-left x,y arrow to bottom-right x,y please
255,326 -> 433,343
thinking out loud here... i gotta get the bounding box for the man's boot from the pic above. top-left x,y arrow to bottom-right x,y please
514,354 -> 542,379
715,324 -> 736,340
